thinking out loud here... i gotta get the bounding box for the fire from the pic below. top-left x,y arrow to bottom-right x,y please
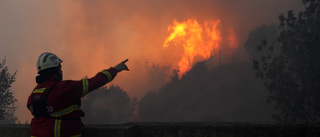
163,19 -> 223,78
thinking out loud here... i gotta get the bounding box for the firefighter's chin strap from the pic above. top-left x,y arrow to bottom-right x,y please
33,82 -> 84,121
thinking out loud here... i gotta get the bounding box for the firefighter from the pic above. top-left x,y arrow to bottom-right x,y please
27,52 -> 129,137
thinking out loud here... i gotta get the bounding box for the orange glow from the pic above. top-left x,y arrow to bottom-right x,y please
163,19 -> 222,78
227,28 -> 239,48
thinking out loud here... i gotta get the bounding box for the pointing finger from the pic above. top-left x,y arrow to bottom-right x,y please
121,59 -> 129,64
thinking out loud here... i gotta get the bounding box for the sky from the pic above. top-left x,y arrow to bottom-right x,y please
0,0 -> 303,123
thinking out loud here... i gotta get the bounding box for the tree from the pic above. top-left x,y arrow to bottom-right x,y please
81,85 -> 137,124
253,0 -> 320,122
244,25 -> 280,60
0,58 -> 17,124
138,60 -> 274,122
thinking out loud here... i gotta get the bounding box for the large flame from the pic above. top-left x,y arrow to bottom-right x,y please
163,19 -> 223,78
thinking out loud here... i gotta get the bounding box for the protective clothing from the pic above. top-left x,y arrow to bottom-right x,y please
27,68 -> 117,137
37,52 -> 63,72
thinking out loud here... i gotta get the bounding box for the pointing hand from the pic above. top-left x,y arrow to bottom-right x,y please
114,59 -> 129,72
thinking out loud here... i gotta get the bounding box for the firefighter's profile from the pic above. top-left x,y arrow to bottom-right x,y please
27,52 -> 129,137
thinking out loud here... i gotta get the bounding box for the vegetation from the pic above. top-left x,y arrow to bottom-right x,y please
82,85 -> 137,124
253,0 -> 320,121
0,58 -> 17,124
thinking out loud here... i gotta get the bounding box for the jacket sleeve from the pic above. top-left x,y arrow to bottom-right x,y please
80,67 -> 117,97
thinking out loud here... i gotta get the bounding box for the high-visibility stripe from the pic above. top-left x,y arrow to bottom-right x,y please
54,119 -> 61,137
50,105 -> 80,117
70,134 -> 82,137
82,78 -> 89,96
101,70 -> 112,82
32,88 -> 46,93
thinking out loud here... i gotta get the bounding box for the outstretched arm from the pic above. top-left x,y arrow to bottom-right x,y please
81,59 -> 129,97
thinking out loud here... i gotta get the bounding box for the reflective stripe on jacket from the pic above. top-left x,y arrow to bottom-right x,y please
27,67 -> 117,137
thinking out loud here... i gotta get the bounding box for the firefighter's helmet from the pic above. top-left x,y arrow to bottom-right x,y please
36,52 -> 63,72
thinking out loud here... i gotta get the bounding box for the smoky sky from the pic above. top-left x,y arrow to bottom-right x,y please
0,0 -> 303,123
79,23 -> 282,123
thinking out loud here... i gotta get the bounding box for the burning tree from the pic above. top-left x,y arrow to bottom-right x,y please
253,0 -> 320,122
0,58 -> 17,124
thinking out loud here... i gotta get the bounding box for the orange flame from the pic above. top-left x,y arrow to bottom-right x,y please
163,19 -> 222,78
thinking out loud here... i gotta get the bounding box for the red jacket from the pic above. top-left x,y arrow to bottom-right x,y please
27,68 -> 117,137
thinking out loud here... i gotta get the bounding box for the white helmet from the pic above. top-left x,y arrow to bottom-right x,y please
36,52 -> 63,72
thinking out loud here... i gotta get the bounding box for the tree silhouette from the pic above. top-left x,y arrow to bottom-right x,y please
81,85 -> 136,124
253,0 -> 320,122
0,58 -> 17,124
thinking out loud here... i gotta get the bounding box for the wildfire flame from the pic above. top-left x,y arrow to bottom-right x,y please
163,19 -> 223,78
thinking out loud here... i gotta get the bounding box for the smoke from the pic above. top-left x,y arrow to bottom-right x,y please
138,58 -> 274,122
81,85 -> 136,124
136,24 -> 284,122
244,25 -> 280,60
0,0 -> 303,123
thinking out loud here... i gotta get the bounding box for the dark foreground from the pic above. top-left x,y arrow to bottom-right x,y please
0,122 -> 320,137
